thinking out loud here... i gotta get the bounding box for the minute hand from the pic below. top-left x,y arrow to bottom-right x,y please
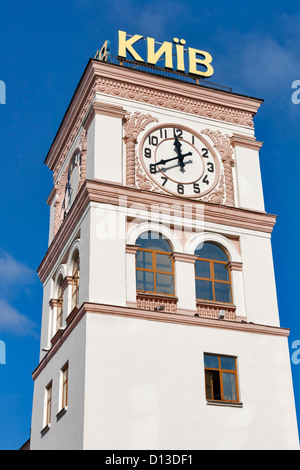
155,152 -> 192,166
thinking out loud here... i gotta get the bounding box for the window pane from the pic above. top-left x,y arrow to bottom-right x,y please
214,282 -> 232,303
205,370 -> 221,400
136,233 -> 172,252
195,242 -> 228,262
136,250 -> 153,270
156,273 -> 174,295
196,279 -> 213,300
136,270 -> 154,292
221,356 -> 236,371
204,354 -> 219,369
214,263 -> 230,281
156,253 -> 173,272
222,372 -> 237,401
195,260 -> 211,279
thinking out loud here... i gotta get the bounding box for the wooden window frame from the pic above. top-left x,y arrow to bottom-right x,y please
204,353 -> 239,403
71,253 -> 80,311
61,362 -> 69,410
136,247 -> 175,296
45,381 -> 52,426
56,282 -> 64,332
195,256 -> 233,304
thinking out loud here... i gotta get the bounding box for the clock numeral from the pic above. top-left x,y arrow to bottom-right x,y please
203,175 -> 209,185
202,148 -> 209,158
192,135 -> 195,145
160,128 -> 168,139
144,148 -> 152,158
161,176 -> 168,186
193,183 -> 201,194
173,128 -> 183,138
149,164 -> 157,174
177,184 -> 184,194
207,162 -> 214,172
148,135 -> 158,146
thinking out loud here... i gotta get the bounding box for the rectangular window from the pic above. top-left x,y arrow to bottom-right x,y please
45,381 -> 52,426
61,362 -> 69,409
204,353 -> 239,403
136,249 -> 175,296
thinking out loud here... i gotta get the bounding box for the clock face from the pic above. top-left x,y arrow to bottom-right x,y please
139,125 -> 220,198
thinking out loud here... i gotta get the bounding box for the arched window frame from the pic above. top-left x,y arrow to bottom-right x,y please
56,274 -> 64,331
135,232 -> 175,296
71,250 -> 80,311
66,239 -> 81,314
194,242 -> 233,304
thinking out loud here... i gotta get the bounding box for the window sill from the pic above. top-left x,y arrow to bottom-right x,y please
206,400 -> 243,408
66,306 -> 78,325
51,327 -> 65,346
137,292 -> 178,301
56,406 -> 67,421
40,424 -> 51,436
196,299 -> 235,308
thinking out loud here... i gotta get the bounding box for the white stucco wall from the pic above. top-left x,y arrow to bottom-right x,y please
30,317 -> 86,450
82,313 -> 298,450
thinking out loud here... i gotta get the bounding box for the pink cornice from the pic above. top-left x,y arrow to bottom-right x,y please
37,180 -> 277,284
32,301 -> 290,380
126,244 -> 140,254
172,252 -> 198,263
227,261 -> 243,271
230,133 -> 263,151
61,276 -> 74,291
49,298 -> 58,308
44,60 -> 263,173
83,101 -> 126,131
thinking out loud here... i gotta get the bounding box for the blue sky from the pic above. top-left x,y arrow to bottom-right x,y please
1,0 -> 300,449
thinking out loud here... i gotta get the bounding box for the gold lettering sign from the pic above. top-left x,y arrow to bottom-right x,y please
117,30 -> 214,78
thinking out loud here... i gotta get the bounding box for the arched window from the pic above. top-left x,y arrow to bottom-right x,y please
71,250 -> 80,310
195,242 -> 232,303
56,275 -> 64,331
135,232 -> 175,296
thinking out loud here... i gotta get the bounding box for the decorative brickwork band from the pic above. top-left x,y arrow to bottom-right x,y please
196,301 -> 236,321
136,293 -> 178,314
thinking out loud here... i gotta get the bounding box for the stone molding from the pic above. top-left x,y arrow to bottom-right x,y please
32,301 -> 290,381
44,60 -> 263,177
37,180 -> 277,285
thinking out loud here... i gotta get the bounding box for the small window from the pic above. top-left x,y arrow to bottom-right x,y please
61,362 -> 69,409
45,381 -> 52,426
195,242 -> 232,303
71,251 -> 80,311
135,232 -> 175,296
204,353 -> 239,403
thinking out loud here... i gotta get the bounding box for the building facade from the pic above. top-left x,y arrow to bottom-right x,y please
30,56 -> 299,449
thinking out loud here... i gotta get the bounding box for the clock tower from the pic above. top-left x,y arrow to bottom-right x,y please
29,40 -> 299,450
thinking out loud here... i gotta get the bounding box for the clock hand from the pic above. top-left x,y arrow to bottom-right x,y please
154,155 -> 180,166
173,135 -> 182,154
154,152 -> 192,167
174,135 -> 188,169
